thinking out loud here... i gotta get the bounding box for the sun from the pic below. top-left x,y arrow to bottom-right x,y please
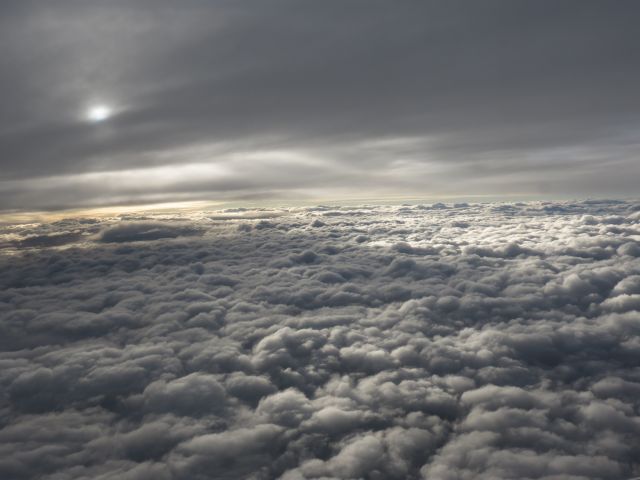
86,104 -> 112,123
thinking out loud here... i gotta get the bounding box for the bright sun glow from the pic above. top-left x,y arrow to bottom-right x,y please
86,105 -> 112,123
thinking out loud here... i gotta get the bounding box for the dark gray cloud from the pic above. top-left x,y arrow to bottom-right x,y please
1,1 -> 640,209
1,200 -> 640,478
96,221 -> 203,243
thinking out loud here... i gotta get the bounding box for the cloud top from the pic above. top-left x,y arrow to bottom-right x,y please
0,200 -> 639,478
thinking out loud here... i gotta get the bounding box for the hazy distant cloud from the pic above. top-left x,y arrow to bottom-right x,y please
1,1 -> 640,209
96,221 -> 203,243
1,201 -> 639,478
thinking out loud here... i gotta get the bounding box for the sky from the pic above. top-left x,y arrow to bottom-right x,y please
1,0 -> 640,211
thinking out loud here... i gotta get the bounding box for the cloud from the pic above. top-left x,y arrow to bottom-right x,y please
142,373 -> 227,416
96,221 -> 204,243
2,2 -> 640,209
11,231 -> 85,249
0,200 -> 639,478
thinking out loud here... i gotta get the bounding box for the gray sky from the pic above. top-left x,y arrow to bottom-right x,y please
1,0 -> 640,210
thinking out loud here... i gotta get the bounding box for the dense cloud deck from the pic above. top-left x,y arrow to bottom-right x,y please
1,200 -> 639,479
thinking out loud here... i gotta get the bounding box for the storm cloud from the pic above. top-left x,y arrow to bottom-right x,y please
1,1 -> 640,209
1,200 -> 639,479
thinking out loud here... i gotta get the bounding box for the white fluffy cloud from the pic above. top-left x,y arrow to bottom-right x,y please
0,200 -> 639,479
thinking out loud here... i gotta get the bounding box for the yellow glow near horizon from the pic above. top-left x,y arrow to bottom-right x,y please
0,200 -> 224,224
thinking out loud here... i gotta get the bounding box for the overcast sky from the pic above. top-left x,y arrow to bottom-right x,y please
1,0 -> 640,211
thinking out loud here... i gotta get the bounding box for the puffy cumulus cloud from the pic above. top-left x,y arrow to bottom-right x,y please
142,373 -> 227,416
0,200 -> 640,479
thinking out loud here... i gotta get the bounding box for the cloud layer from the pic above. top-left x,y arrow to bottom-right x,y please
1,1 -> 640,208
1,200 -> 640,479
